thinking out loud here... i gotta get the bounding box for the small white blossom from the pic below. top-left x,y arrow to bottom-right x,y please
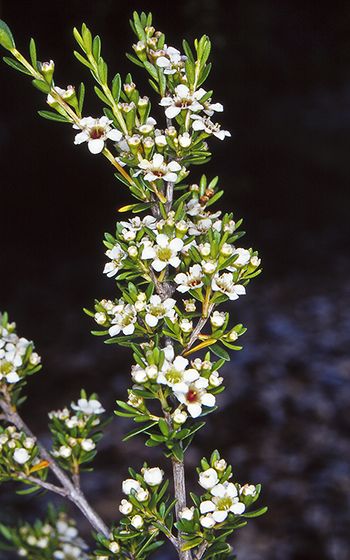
160,84 -> 206,119
174,264 -> 204,293
81,439 -> 96,452
13,448 -> 30,465
156,45 -> 186,75
103,244 -> 126,277
143,467 -> 164,486
109,303 -> 137,336
179,507 -> 194,520
173,409 -> 188,425
158,353 -> 199,392
119,499 -> 133,515
202,482 -> 245,521
210,311 -> 226,328
108,542 -> 120,553
179,318 -> 193,333
179,132 -> 192,148
174,378 -> 215,418
145,295 -> 176,327
136,153 -> 181,182
58,446 -> 72,459
200,514 -> 216,528
211,273 -> 246,300
191,114 -> 231,140
199,468 -> 219,490
209,371 -> 223,387
240,484 -> 257,496
141,234 -> 184,272
71,398 -> 105,415
122,478 -> 141,495
73,117 -> 123,154
214,459 -> 227,472
131,515 -> 144,529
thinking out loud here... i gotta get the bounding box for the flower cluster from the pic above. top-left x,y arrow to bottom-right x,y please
0,312 -> 41,387
0,507 -> 89,560
49,391 -> 105,472
0,425 -> 47,482
197,452 -> 259,529
94,466 -> 167,558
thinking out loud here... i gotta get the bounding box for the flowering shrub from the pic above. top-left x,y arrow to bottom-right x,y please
0,12 -> 266,560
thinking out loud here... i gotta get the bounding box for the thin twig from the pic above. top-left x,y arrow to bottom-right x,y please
0,392 -> 109,537
183,304 -> 215,353
21,475 -> 68,498
195,541 -> 209,560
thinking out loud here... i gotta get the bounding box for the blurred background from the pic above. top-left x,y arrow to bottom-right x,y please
0,0 -> 350,558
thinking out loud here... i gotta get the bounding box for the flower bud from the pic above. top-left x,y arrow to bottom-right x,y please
133,41 -> 147,61
214,458 -> 227,472
202,261 -> 217,274
227,330 -> 238,342
13,448 -> 30,465
95,312 -> 106,325
198,243 -> 211,256
221,243 -> 233,257
143,467 -> 163,486
108,541 -> 120,553
179,507 -> 194,520
128,246 -> 138,258
184,299 -> 196,313
131,515 -> 144,529
179,318 -> 193,333
209,372 -> 223,387
173,409 -> 188,425
136,488 -> 149,502
199,468 -> 219,490
179,132 -> 192,148
119,499 -> 133,515
210,311 -> 226,328
40,60 -> 55,83
145,365 -> 158,380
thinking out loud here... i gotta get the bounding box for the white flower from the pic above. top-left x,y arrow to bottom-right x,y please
174,379 -> 215,418
209,371 -> 223,387
203,101 -> 224,116
211,273 -> 246,300
143,467 -> 164,486
29,352 -> 41,365
23,438 -> 35,449
156,45 -> 185,75
204,482 -> 245,521
174,264 -> 204,293
179,507 -> 194,520
119,499 -> 133,515
81,439 -> 96,452
214,459 -> 227,472
200,514 -> 216,528
229,248 -> 251,268
179,132 -> 192,148
199,468 -> 219,490
13,448 -> 30,465
120,215 -> 157,236
179,318 -> 193,333
108,542 -> 120,553
240,484 -> 257,496
141,234 -> 184,272
109,303 -> 137,336
4,371 -> 20,383
160,84 -> 206,119
145,295 -> 176,327
210,311 -> 226,328
191,114 -> 231,140
183,299 -> 196,312
71,398 -> 105,415
158,355 -> 199,392
103,244 -> 126,277
188,217 -> 213,236
136,488 -> 149,502
173,409 -> 188,424
73,116 -> 123,154
131,515 -> 144,529
46,85 -> 73,105
136,153 -> 181,182
122,478 -> 141,495
59,446 -> 72,458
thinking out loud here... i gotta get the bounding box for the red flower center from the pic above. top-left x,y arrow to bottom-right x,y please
186,389 -> 198,403
90,126 -> 105,139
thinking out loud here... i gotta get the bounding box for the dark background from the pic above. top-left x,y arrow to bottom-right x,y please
0,1 -> 350,559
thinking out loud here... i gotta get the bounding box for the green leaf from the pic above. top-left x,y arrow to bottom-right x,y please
181,537 -> 203,551
3,56 -> 31,75
0,20 -> 15,50
143,61 -> 158,80
32,79 -> 51,93
242,506 -> 268,518
112,73 -> 121,101
29,38 -> 37,68
78,82 -> 85,114
210,343 -> 230,361
74,50 -> 91,69
38,110 -> 69,123
122,421 -> 158,442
